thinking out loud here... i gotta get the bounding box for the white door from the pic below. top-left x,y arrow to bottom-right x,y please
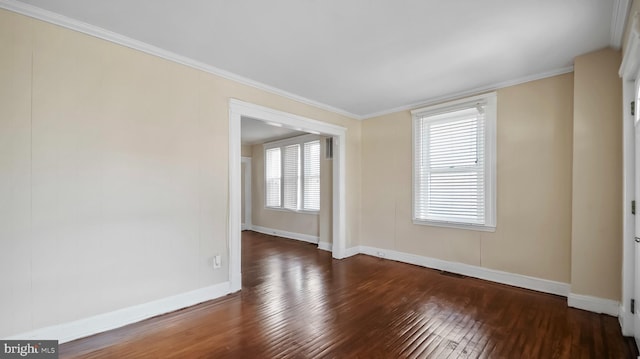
621,18 -> 640,344
634,87 -> 640,346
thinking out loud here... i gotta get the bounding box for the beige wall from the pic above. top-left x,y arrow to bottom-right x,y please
1,11 -> 228,335
241,145 -> 252,158
0,4 -> 626,339
571,48 -> 623,301
241,162 -> 246,224
319,137 -> 333,245
241,144 -> 252,225
0,9 -> 361,338
0,8 -> 32,338
361,74 -> 575,283
251,144 -> 319,236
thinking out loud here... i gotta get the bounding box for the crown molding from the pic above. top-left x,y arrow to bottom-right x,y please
611,0 -> 631,49
0,0 -> 597,121
0,0 -> 362,120
362,66 -> 574,120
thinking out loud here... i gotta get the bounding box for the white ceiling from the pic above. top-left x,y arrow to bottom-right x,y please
241,117 -> 305,145
7,0 -> 626,118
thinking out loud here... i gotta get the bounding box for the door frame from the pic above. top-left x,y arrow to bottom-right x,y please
620,12 -> 640,337
228,99 -> 348,292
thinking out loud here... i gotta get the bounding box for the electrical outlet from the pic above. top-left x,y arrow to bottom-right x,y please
213,254 -> 221,269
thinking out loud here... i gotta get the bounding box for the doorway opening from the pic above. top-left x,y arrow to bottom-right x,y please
228,99 -> 347,292
620,18 -> 640,345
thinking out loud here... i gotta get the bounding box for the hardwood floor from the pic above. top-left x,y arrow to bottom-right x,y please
61,231 -> 638,358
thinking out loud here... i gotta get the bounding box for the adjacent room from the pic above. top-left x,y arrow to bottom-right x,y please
2,0 -> 640,357
240,116 -> 334,251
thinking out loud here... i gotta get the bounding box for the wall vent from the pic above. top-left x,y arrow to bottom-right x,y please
325,137 -> 333,160
439,271 -> 466,279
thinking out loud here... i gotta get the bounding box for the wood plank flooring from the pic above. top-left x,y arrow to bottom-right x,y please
60,231 -> 638,358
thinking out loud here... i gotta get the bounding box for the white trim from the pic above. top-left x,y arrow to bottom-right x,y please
231,100 -> 346,137
620,12 -> 640,338
611,0 -> 631,49
411,92 -> 497,231
412,219 -> 496,232
356,245 -> 570,297
621,77 -> 636,337
362,66 -> 574,119
4,282 -> 231,343
332,134 -> 347,259
241,157 -> 252,231
318,241 -> 332,252
229,106 -> 243,293
621,12 -> 640,79
263,133 -> 319,150
620,305 -> 635,336
353,243 -> 625,317
251,226 -> 319,244
229,99 -> 347,264
0,0 -> 582,123
410,92 -> 495,115
263,207 -> 319,215
0,0 -> 360,121
568,293 -> 620,317
343,246 -> 361,258
0,1 -> 588,121
486,93 -> 498,230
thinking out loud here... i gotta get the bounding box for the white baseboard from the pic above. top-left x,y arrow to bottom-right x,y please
357,245 -> 570,297
343,246 -> 361,258
4,281 -> 232,344
568,293 -> 620,317
241,223 -> 251,231
352,245 -> 624,317
318,241 -> 332,252
251,225 -> 319,244
619,304 -> 634,336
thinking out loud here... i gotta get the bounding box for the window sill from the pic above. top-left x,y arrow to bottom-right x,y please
265,207 -> 320,215
412,219 -> 496,232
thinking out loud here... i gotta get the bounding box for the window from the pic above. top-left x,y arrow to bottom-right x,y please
412,93 -> 496,231
265,147 -> 281,207
303,141 -> 321,211
283,144 -> 300,210
264,135 -> 321,212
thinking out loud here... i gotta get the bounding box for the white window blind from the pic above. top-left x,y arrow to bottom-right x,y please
413,93 -> 496,230
283,144 -> 300,210
263,134 -> 321,212
265,147 -> 281,207
303,140 -> 320,211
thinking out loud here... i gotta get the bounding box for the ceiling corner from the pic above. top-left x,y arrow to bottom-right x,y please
611,0 -> 632,49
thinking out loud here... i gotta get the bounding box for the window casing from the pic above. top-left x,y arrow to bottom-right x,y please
264,134 -> 320,212
412,93 -> 496,231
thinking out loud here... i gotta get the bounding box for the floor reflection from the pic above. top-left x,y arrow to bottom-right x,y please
59,231 -> 636,358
